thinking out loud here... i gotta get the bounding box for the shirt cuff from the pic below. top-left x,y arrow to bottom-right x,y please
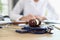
16,15 -> 23,22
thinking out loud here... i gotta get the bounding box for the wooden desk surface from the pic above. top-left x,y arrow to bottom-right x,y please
0,25 -> 60,40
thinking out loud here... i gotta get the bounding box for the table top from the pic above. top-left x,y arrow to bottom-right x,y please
0,25 -> 60,40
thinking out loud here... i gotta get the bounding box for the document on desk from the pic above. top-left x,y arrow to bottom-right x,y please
43,20 -> 60,24
0,21 -> 12,24
43,20 -> 60,30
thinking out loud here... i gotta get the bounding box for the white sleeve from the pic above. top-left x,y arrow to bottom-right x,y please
9,0 -> 24,21
46,1 -> 59,20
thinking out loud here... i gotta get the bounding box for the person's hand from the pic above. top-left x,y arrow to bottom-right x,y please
35,16 -> 47,21
19,13 -> 47,21
19,14 -> 36,21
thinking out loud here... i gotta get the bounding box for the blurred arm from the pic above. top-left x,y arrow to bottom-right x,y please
46,2 -> 59,20
9,0 -> 24,21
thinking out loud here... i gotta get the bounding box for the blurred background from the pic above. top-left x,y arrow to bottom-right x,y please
0,0 -> 60,19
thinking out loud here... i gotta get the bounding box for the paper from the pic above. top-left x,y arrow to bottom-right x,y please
0,21 -> 12,24
43,20 -> 60,24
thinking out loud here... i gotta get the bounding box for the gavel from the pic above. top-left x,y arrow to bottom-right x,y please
12,19 -> 41,27
0,19 -> 41,27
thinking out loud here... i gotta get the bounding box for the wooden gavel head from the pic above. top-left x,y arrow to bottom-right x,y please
29,19 -> 41,27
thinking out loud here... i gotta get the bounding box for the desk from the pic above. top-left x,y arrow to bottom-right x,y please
0,25 -> 60,40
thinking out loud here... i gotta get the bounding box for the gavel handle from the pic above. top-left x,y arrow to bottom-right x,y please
11,21 -> 28,24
